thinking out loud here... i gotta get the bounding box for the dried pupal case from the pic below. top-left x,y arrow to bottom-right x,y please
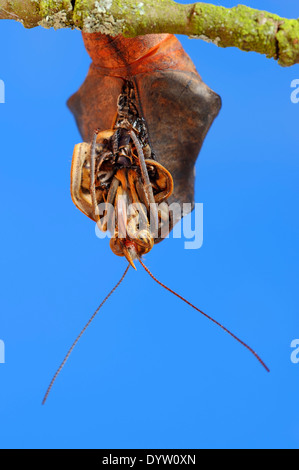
68,33 -> 221,239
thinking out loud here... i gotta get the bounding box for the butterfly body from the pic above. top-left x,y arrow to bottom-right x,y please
41,33 -> 268,406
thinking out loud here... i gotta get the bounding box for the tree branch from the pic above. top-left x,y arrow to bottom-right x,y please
0,1 -> 298,67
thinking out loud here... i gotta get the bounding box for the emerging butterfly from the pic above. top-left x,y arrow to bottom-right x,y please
42,33 -> 269,405
71,81 -> 173,269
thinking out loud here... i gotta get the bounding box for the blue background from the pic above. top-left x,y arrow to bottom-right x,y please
0,0 -> 298,449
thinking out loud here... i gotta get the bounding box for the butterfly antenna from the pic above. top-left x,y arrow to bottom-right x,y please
139,259 -> 270,373
42,264 -> 130,405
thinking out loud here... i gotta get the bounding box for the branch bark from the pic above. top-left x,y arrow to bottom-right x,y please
0,0 -> 298,67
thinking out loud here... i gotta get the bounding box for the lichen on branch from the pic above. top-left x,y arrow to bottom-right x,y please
0,0 -> 298,67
